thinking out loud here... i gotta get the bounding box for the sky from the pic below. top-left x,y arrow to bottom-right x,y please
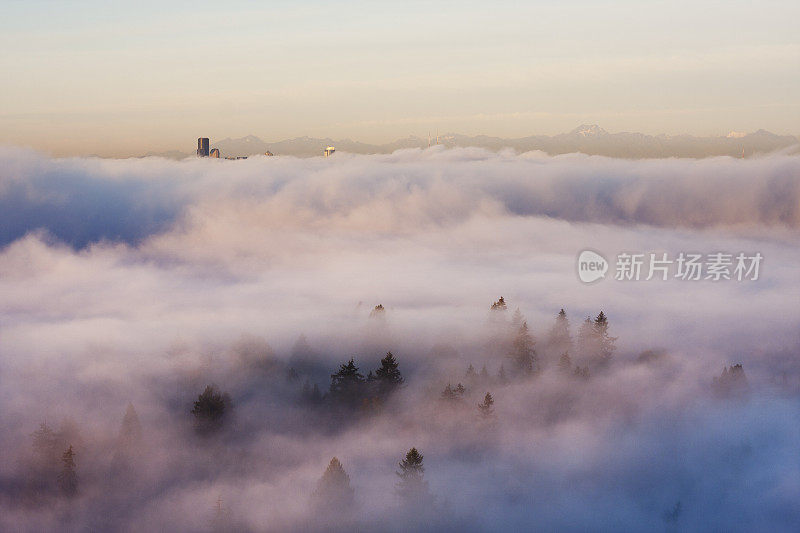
1,0 -> 799,156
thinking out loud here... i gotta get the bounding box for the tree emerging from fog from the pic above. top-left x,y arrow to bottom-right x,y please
57,445 -> 77,498
396,448 -> 431,506
191,385 -> 231,435
510,321 -> 537,375
311,457 -> 355,512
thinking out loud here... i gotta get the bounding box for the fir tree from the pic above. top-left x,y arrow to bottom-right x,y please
547,309 -> 573,361
510,321 -> 536,376
511,308 -> 524,328
374,352 -> 404,394
31,422 -> 62,465
330,358 -> 366,407
118,403 -> 142,445
490,297 -> 507,311
576,317 -> 594,359
593,311 -> 617,364
479,364 -> 490,382
465,364 -> 477,379
58,445 -> 78,497
312,457 -> 355,511
396,448 -> 430,505
497,364 -> 508,384
454,383 -> 466,396
191,385 -> 231,435
441,383 -> 457,401
712,364 -> 749,397
573,366 -> 590,379
557,352 -> 573,374
478,393 -> 494,418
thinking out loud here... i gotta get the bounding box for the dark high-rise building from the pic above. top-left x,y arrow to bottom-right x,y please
197,138 -> 210,157
209,148 -> 220,158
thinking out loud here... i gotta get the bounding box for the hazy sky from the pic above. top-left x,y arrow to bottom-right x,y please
1,0 -> 798,156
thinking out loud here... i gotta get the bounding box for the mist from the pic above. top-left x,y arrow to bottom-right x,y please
0,146 -> 798,532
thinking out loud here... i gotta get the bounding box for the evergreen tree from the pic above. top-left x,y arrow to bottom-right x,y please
312,457 -> 355,511
31,422 -> 62,465
58,445 -> 78,497
479,365 -> 490,382
490,297 -> 507,311
396,448 -> 430,505
573,366 -> 590,379
210,496 -> 233,533
118,403 -> 143,445
374,352 -> 404,394
511,308 -> 524,328
497,364 -> 508,384
557,352 -> 573,374
547,309 -> 573,360
712,364 -> 749,397
465,364 -> 477,379
478,393 -> 494,418
111,403 -> 143,475
369,304 -> 386,318
191,385 -> 231,435
510,321 -> 536,376
454,383 -> 466,396
330,358 -> 366,407
593,311 -> 617,364
576,317 -> 594,359
441,383 -> 457,401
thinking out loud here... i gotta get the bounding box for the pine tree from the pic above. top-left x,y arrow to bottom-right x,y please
557,352 -> 573,374
312,457 -> 355,511
32,422 -> 61,464
497,364 -> 508,384
712,364 -> 749,397
58,445 -> 78,497
490,297 -> 507,311
547,309 -> 573,360
396,448 -> 430,504
111,403 -> 143,475
441,383 -> 457,401
576,317 -> 594,359
369,304 -> 386,318
479,365 -> 490,382
510,321 -> 536,376
465,364 -> 477,379
330,358 -> 366,406
374,352 -> 404,394
454,383 -> 466,396
191,385 -> 231,435
478,393 -> 494,418
593,311 -> 617,364
511,308 -> 524,328
118,403 -> 143,445
573,366 -> 590,379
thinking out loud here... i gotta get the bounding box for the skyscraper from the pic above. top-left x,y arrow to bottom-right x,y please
324,146 -> 335,157
197,138 -> 210,157
210,148 -> 220,158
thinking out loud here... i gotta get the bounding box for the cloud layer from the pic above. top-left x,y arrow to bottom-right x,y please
0,147 -> 798,532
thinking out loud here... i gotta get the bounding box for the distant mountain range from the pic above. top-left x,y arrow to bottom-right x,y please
145,125 -> 800,159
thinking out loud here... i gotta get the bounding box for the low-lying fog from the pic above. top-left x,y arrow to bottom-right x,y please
0,146 -> 798,532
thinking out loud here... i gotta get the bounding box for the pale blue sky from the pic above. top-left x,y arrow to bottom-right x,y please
1,0 -> 798,156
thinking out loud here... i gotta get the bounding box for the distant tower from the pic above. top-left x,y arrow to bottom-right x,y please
197,138 -> 210,157
264,150 -> 274,156
209,148 -> 220,158
324,146 -> 335,157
